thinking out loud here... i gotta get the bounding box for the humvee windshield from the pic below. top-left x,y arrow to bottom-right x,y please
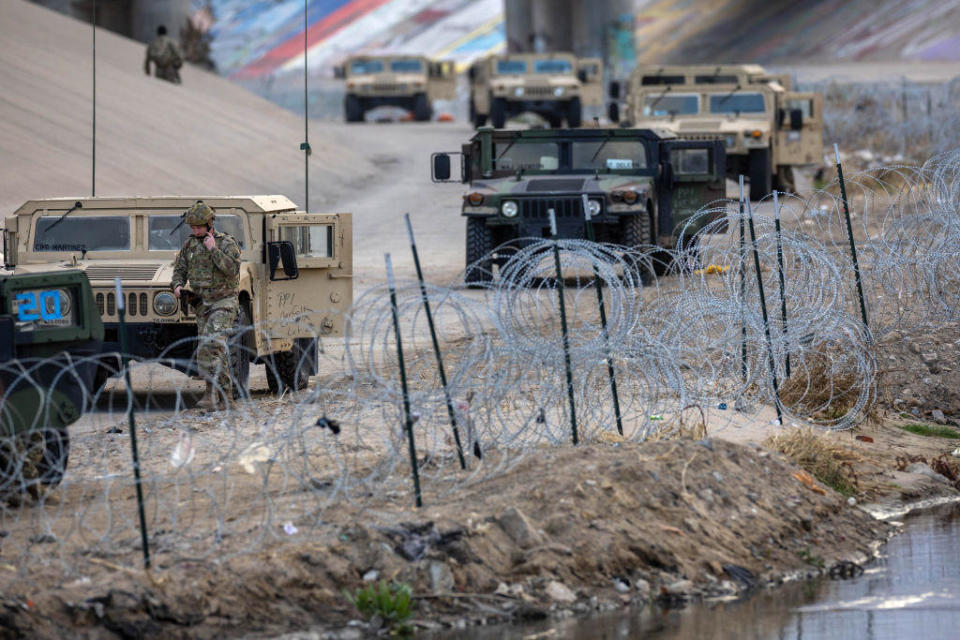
491,137 -> 652,174
534,59 -> 572,74
33,216 -> 130,252
350,59 -> 384,74
148,214 -> 246,250
496,60 -> 526,74
709,92 -> 765,114
643,94 -> 699,116
494,142 -> 558,171
390,59 -> 423,73
571,140 -> 649,170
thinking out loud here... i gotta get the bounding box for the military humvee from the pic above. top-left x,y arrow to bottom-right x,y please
3,196 -> 353,395
0,270 -> 103,496
335,54 -> 456,122
468,53 -> 604,129
431,127 -> 726,284
609,64 -> 822,200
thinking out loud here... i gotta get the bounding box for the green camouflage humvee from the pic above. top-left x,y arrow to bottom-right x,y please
0,270 -> 103,497
431,127 -> 727,284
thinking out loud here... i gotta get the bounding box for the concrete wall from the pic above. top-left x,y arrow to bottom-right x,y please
29,0 -> 190,44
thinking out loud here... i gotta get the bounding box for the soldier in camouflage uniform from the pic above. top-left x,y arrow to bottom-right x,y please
172,201 -> 241,410
144,25 -> 184,84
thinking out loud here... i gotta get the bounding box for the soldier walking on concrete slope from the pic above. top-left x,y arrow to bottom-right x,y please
171,201 -> 241,410
144,25 -> 183,84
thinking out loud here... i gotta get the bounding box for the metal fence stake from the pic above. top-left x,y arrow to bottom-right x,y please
404,214 -> 470,468
115,278 -> 150,568
834,144 -> 870,340
772,191 -> 791,378
548,209 -> 578,445
385,255 -> 423,507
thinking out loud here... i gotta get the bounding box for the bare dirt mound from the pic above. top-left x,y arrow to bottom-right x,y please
0,438 -> 906,638
0,0 -> 375,217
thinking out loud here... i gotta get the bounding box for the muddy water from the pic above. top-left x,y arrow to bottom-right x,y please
435,503 -> 960,640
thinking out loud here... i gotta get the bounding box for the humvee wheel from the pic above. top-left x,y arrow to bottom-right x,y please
567,97 -> 582,128
465,218 -> 494,287
749,148 -> 773,201
620,214 -> 653,286
266,338 -> 314,394
230,305 -> 252,399
345,94 -> 363,123
413,93 -> 432,121
774,165 -> 796,194
490,97 -> 507,129
547,113 -> 564,129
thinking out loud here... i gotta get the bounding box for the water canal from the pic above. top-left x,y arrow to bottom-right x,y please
431,502 -> 960,639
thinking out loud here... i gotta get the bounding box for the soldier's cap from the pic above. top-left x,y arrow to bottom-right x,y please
184,200 -> 215,225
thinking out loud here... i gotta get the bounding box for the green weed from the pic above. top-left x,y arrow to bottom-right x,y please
345,580 -> 414,635
900,423 -> 960,439
797,547 -> 825,569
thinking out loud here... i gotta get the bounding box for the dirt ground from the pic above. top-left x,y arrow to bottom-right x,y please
2,372 -> 958,639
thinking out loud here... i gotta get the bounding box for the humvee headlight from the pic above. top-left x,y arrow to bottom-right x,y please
586,199 -> 602,216
501,201 -> 519,218
621,191 -> 638,205
467,192 -> 485,206
36,288 -> 71,317
554,87 -> 565,97
153,291 -> 178,316
514,87 -> 524,97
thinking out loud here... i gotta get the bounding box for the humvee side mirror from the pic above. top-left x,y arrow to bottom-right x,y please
608,102 -> 620,123
577,69 -> 588,83
0,315 -> 13,361
608,81 -> 620,100
334,65 -> 345,79
790,108 -> 803,131
432,153 -> 452,181
267,240 -> 299,281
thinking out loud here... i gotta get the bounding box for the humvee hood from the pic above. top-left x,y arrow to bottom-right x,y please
473,174 -> 652,195
13,261 -> 172,284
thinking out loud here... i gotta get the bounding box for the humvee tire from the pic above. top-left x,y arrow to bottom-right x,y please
465,218 -> 494,287
266,337 -> 314,393
620,213 -> 653,285
749,148 -> 773,201
490,97 -> 507,129
413,93 -> 431,122
547,113 -> 563,129
345,95 -> 363,123
0,426 -> 69,498
567,97 -> 582,128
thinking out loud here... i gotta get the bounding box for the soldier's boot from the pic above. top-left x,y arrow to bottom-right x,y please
195,382 -> 216,411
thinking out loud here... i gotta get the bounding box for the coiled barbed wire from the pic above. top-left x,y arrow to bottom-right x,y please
1,152 -> 958,583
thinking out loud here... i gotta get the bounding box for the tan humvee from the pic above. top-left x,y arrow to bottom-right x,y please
611,64 -> 822,199
334,54 -> 456,122
468,52 -> 604,129
2,196 -> 353,394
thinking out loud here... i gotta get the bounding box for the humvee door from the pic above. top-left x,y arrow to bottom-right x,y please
775,92 -> 823,166
428,60 -> 457,101
577,57 -> 604,108
261,213 -> 352,352
658,140 -> 726,241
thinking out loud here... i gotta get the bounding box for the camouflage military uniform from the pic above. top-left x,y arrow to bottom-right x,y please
172,230 -> 241,398
144,34 -> 183,84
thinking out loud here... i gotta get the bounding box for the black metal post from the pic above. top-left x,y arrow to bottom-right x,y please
300,0 -> 310,211
833,144 -> 870,339
385,254 -> 422,507
772,191 -> 790,378
404,214 -> 469,468
745,203 -> 784,425
548,209 -> 578,445
581,195 -> 622,435
92,0 -> 96,197
738,176 -> 747,381
114,279 -> 150,568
